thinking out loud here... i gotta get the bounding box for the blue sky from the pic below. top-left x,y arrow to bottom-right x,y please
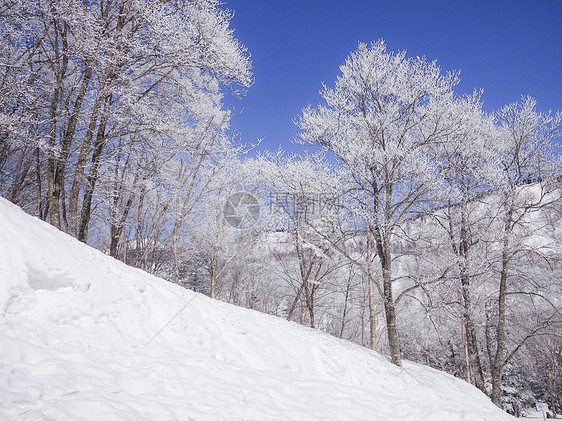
223,0 -> 562,153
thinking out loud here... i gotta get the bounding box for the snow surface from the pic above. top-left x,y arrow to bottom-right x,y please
0,198 -> 514,420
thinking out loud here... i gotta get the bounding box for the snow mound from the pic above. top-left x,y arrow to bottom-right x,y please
0,198 -> 513,420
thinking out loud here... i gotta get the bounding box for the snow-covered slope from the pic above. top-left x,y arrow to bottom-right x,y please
0,198 -> 513,421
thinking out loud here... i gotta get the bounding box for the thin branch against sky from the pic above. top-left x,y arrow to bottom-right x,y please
223,0 -> 562,153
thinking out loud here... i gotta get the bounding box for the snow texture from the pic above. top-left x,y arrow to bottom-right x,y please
0,198 -> 514,420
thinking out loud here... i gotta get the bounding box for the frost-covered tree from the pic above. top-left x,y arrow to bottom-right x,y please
525,334 -> 562,416
0,0 -> 252,241
257,152 -> 349,328
486,96 -> 562,406
297,39 -> 459,366
183,157 -> 263,298
428,92 -> 499,392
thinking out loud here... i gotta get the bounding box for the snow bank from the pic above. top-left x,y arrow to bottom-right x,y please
0,198 -> 513,420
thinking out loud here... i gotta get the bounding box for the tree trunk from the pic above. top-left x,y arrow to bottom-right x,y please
339,277 -> 351,339
491,363 -> 504,408
287,283 -> 304,321
464,313 -> 487,393
77,107 -> 109,242
365,226 -> 378,351
109,224 -> 121,258
134,186 -> 146,268
36,146 -> 45,220
305,284 -> 315,329
67,75 -> 105,237
46,18 -> 69,230
368,275 -> 377,350
491,193 -> 514,407
108,152 -> 138,259
374,218 -> 402,366
461,272 -> 486,393
210,251 -> 217,298
383,274 -> 402,366
172,216 -> 182,284
449,193 -> 487,393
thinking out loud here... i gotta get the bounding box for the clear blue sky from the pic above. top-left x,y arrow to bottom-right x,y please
223,0 -> 562,153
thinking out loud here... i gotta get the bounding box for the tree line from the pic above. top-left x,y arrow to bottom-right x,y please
1,2 -> 561,415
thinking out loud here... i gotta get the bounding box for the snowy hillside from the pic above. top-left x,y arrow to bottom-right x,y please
0,198 -> 513,420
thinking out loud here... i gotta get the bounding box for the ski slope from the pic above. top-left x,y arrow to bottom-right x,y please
0,198 -> 513,420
